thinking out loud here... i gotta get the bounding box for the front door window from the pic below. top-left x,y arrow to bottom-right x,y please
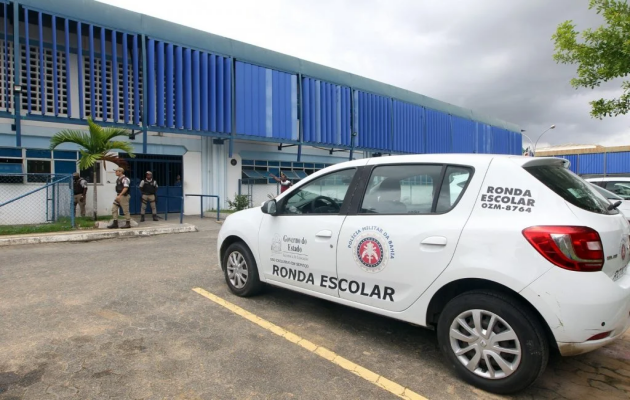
280,168 -> 356,215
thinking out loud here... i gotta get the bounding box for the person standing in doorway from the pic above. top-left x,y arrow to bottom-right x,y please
108,167 -> 132,229
174,174 -> 182,187
139,171 -> 159,222
269,172 -> 293,193
72,172 -> 88,217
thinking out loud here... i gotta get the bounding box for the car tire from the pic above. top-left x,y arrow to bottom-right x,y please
437,290 -> 548,394
222,241 -> 264,297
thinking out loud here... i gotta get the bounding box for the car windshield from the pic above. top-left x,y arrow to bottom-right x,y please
525,164 -> 617,215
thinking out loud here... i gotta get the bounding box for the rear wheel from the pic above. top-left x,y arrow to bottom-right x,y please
222,242 -> 264,297
437,291 -> 548,394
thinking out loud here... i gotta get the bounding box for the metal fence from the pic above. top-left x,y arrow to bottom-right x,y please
0,174 -> 75,227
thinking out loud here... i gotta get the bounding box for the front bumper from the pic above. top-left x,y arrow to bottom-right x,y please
520,265 -> 630,355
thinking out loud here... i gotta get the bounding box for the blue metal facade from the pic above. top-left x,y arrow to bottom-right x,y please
0,0 -> 521,158
553,152 -> 630,176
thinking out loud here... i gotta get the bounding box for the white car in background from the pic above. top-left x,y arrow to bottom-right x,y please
217,154 -> 630,394
590,183 -> 630,222
586,177 -> 630,199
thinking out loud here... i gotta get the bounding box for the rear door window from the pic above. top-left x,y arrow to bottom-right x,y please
359,164 -> 473,215
525,165 -> 618,215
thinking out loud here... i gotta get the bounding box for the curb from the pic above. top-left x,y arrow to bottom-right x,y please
0,224 -> 198,247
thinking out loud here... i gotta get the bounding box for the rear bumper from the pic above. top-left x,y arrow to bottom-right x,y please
557,325 -> 630,356
521,266 -> 630,353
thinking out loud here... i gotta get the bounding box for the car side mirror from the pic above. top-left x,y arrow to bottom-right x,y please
261,199 -> 278,216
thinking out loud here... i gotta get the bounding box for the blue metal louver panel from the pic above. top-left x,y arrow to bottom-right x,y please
216,53 -> 225,132
133,34 -> 139,125
476,124 -> 493,154
210,55 -> 217,132
184,48 -> 192,130
175,46 -> 183,128
192,50 -> 200,131
392,100 -> 423,154
425,109 -> 450,153
147,39 -> 155,125
606,152 -> 630,174
301,78 -> 350,146
451,115 -> 475,153
578,153 -> 604,175
236,61 -> 297,139
156,41 -> 164,126
491,127 -> 510,155
224,57 -> 233,134
166,43 -> 174,127
511,131 -> 522,155
355,90 -> 391,151
146,40 -> 232,134
201,54 -> 208,131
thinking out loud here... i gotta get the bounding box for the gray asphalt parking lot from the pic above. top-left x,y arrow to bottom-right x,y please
1,219 -> 629,400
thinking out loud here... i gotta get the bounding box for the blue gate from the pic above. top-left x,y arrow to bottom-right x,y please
120,154 -> 183,215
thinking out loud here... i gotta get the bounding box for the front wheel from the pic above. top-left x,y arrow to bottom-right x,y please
222,242 -> 264,297
437,291 -> 549,394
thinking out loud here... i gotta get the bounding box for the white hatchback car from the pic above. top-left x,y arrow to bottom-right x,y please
217,154 -> 630,394
586,177 -> 630,200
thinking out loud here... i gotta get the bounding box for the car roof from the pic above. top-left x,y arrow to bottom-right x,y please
328,154 -> 567,169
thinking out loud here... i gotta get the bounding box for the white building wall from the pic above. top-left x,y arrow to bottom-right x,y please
183,151 -> 202,215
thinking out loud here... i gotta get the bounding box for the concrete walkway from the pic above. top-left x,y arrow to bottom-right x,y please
0,213 -> 228,247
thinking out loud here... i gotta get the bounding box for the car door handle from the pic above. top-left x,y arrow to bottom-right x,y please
421,236 -> 447,246
316,230 -> 333,238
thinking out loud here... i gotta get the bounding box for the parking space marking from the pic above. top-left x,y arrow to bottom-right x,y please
193,287 -> 428,400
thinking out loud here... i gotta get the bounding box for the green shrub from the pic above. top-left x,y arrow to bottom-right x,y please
227,194 -> 250,211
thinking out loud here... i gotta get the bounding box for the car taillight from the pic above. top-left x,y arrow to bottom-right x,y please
522,226 -> 604,272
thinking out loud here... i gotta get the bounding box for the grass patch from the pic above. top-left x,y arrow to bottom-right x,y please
0,216 -> 110,236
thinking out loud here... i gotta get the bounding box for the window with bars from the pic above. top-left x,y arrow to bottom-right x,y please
0,40 -> 14,111
20,43 -> 68,115
0,41 -> 68,115
84,55 -> 143,123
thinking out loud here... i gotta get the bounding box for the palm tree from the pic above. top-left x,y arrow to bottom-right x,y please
50,117 -> 135,220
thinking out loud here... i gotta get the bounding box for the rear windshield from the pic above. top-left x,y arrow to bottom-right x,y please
525,165 -> 618,215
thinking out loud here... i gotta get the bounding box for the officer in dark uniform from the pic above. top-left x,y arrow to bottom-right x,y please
139,171 -> 159,222
72,172 -> 88,217
108,167 -> 132,229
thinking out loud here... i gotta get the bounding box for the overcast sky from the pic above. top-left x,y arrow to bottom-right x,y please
99,0 -> 629,149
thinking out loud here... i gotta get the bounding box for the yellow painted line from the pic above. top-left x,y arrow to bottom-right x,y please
192,287 -> 428,400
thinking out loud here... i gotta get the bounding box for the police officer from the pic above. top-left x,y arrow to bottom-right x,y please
108,167 -> 132,229
139,171 -> 159,222
72,172 -> 88,217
